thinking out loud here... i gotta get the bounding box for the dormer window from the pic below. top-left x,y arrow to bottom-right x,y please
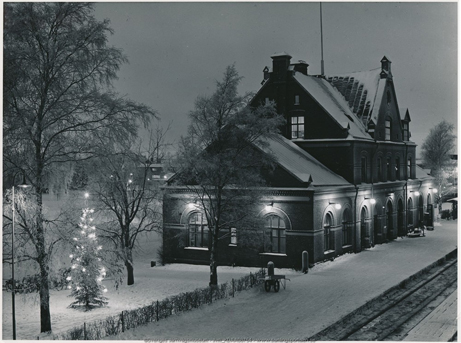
403,122 -> 409,141
385,118 -> 391,141
294,95 -> 300,105
291,116 -> 304,139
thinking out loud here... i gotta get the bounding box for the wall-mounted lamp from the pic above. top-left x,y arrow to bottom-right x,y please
386,193 -> 394,197
365,197 -> 376,204
429,188 -> 438,193
329,201 -> 341,210
265,202 -> 274,211
410,190 -> 420,196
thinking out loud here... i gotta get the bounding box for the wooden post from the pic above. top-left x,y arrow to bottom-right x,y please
84,322 -> 87,340
250,272 -> 253,286
210,286 -> 213,304
121,311 -> 125,332
232,279 -> 234,297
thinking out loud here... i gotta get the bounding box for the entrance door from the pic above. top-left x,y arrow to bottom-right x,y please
360,207 -> 368,249
386,201 -> 393,240
398,199 -> 404,237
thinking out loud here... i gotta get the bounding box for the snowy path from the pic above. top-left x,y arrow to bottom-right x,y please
105,220 -> 458,341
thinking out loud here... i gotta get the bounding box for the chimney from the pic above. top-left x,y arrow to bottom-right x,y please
292,60 -> 309,75
271,52 -> 292,82
380,56 -> 392,79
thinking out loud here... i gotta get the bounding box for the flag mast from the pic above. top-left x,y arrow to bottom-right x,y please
320,2 -> 325,76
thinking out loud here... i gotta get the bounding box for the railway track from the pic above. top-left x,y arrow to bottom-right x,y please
308,254 -> 457,341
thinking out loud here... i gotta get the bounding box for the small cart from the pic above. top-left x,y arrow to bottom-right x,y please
263,274 -> 289,292
261,261 -> 290,292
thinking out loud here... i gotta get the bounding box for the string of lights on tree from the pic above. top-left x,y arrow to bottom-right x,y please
67,193 -> 108,310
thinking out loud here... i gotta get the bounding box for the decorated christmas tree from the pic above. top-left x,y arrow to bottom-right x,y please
68,205 -> 108,310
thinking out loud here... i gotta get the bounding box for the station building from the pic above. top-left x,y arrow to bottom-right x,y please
162,53 -> 435,269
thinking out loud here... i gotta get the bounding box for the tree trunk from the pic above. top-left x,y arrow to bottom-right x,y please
209,233 -> 218,286
125,248 -> 134,285
36,192 -> 52,333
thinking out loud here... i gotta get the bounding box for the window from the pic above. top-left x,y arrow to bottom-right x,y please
265,97 -> 270,105
407,158 -> 412,179
324,213 -> 333,251
395,157 -> 400,180
377,157 -> 383,182
361,156 -> 367,183
264,215 -> 286,253
385,118 -> 391,140
386,158 -> 392,181
403,122 -> 409,141
291,116 -> 304,139
230,228 -> 237,245
188,212 -> 209,248
342,209 -> 352,246
294,95 -> 300,105
407,198 -> 414,225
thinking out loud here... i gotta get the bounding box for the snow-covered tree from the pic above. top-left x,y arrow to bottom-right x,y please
68,207 -> 108,310
3,3 -> 155,332
174,65 -> 285,286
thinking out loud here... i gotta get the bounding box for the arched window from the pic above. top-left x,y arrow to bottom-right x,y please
361,156 -> 367,183
188,212 -> 209,248
386,157 -> 392,181
342,208 -> 352,246
264,215 -> 286,253
377,157 -> 383,182
395,157 -> 400,180
324,212 -> 333,251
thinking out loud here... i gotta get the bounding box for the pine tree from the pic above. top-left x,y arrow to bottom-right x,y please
68,207 -> 108,310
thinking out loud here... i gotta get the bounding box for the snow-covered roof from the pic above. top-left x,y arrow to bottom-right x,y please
293,74 -> 372,140
415,165 -> 433,180
258,134 -> 351,186
326,68 -> 384,125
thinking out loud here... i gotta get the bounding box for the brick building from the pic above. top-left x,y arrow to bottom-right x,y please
162,53 -> 435,269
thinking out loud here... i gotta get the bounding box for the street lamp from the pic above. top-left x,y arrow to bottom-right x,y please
11,175 -> 31,340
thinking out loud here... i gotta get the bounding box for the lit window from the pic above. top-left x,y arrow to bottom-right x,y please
324,213 -> 333,251
188,212 -> 209,248
264,215 -> 286,253
385,118 -> 391,140
291,116 -> 304,139
294,95 -> 300,105
230,228 -> 237,245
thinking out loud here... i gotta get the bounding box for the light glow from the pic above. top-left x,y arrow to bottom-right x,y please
334,203 -> 342,210
66,276 -> 72,281
414,191 -> 420,196
84,193 -> 89,198
370,198 -> 376,204
433,188 -> 438,193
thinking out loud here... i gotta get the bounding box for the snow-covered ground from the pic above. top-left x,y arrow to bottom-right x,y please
99,219 -> 457,341
2,235 -> 297,340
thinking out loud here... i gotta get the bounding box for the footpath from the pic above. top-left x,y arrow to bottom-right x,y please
108,219 -> 458,341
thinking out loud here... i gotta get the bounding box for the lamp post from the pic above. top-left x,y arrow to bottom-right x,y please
11,175 -> 31,340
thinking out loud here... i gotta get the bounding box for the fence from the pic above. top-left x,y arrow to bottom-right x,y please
49,269 -> 265,340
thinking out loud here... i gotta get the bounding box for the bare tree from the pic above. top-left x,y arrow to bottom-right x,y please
421,120 -> 457,203
88,130 -> 168,285
173,65 -> 284,286
3,3 -> 156,333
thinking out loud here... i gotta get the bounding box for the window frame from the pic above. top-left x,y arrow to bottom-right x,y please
291,116 -> 305,139
385,118 -> 391,141
324,212 -> 333,252
264,214 -> 286,254
187,212 -> 209,248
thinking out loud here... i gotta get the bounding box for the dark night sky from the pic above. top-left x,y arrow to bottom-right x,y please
94,2 -> 457,155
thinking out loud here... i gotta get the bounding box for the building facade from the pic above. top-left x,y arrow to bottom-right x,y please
163,53 -> 435,269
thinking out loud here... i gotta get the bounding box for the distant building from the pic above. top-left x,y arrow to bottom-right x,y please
163,53 -> 435,269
